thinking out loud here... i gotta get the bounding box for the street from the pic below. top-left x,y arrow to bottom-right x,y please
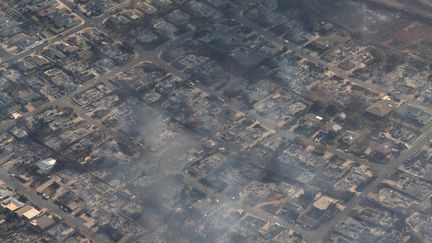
1,0 -> 431,242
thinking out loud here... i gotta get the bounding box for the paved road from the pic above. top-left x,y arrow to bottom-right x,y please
183,175 -> 311,238
0,169 -> 112,242
0,53 -> 145,242
238,3 -> 432,117
0,2 -> 223,241
3,0 -> 430,242
70,1 -> 432,242
0,1 -> 135,241
302,0 -> 432,114
0,0 -> 128,66
308,123 -> 432,242
227,4 -> 432,242
0,50 -> 143,134
119,4 -> 386,242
